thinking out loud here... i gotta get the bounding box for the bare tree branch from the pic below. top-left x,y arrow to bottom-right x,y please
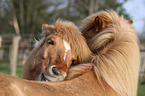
5,0 -> 20,35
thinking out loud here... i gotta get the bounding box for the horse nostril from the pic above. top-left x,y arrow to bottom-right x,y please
52,66 -> 59,76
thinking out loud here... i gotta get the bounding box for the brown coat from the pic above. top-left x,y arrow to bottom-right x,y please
0,64 -> 118,96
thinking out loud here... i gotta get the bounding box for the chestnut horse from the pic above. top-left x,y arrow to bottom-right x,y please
23,19 -> 92,81
80,10 -> 140,96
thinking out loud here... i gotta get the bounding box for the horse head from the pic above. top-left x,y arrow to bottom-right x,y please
39,24 -> 77,81
23,19 -> 92,81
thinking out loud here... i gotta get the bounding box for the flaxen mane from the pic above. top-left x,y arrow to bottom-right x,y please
80,10 -> 140,96
54,20 -> 92,63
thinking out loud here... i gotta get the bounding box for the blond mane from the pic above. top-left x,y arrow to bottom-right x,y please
54,19 -> 92,63
80,10 -> 140,96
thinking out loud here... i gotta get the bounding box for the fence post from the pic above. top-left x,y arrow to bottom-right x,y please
142,60 -> 145,83
0,36 -> 2,48
0,36 -> 3,60
10,35 -> 21,76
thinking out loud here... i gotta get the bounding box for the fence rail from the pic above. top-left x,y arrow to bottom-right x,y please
0,34 -> 35,65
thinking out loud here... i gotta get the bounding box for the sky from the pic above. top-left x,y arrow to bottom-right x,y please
123,0 -> 145,34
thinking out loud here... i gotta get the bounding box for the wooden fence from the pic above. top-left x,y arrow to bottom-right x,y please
0,34 -> 35,76
140,51 -> 145,82
0,34 -> 34,64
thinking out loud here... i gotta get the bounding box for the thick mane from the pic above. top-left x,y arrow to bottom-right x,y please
54,19 -> 92,63
80,10 -> 140,96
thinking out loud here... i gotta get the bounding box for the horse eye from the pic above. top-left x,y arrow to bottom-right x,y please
41,56 -> 45,60
47,39 -> 54,45
72,60 -> 76,64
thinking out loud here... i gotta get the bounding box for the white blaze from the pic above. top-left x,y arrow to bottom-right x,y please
63,40 -> 70,50
63,40 -> 71,61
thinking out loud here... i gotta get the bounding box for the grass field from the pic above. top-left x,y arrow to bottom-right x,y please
137,82 -> 145,96
0,62 -> 23,78
0,62 -> 145,96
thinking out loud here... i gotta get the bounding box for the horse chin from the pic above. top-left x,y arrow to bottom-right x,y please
39,72 -> 67,82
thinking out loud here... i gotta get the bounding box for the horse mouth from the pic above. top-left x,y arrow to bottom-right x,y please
39,72 -> 67,82
39,65 -> 67,82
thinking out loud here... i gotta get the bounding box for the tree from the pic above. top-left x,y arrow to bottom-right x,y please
0,0 -> 130,34
0,0 -> 52,35
46,0 -> 130,26
73,0 -> 130,19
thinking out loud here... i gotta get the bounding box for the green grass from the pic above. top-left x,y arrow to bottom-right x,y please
138,82 -> 145,96
0,62 -> 145,96
0,62 -> 23,78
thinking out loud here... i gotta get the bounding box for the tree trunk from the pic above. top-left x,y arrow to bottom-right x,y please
5,0 -> 20,35
89,0 -> 99,15
89,0 -> 94,15
26,0 -> 33,33
142,59 -> 145,83
95,0 -> 99,12
19,0 -> 24,34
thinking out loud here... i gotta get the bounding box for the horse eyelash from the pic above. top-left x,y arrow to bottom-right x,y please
72,60 -> 76,64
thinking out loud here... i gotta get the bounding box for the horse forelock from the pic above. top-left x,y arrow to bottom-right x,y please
54,19 -> 92,63
81,10 -> 140,96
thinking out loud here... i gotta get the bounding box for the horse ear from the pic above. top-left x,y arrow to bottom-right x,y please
82,16 -> 107,40
128,20 -> 133,24
94,16 -> 106,31
42,24 -> 54,37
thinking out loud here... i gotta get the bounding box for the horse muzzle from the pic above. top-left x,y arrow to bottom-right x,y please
39,65 -> 67,81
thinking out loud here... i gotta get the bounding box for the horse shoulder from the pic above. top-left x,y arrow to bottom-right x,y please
57,70 -> 118,96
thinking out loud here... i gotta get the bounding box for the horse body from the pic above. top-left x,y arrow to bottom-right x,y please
0,64 -> 118,96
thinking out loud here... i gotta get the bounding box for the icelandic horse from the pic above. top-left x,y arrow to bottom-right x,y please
80,10 -> 140,96
0,10 -> 140,96
0,19 -> 118,96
